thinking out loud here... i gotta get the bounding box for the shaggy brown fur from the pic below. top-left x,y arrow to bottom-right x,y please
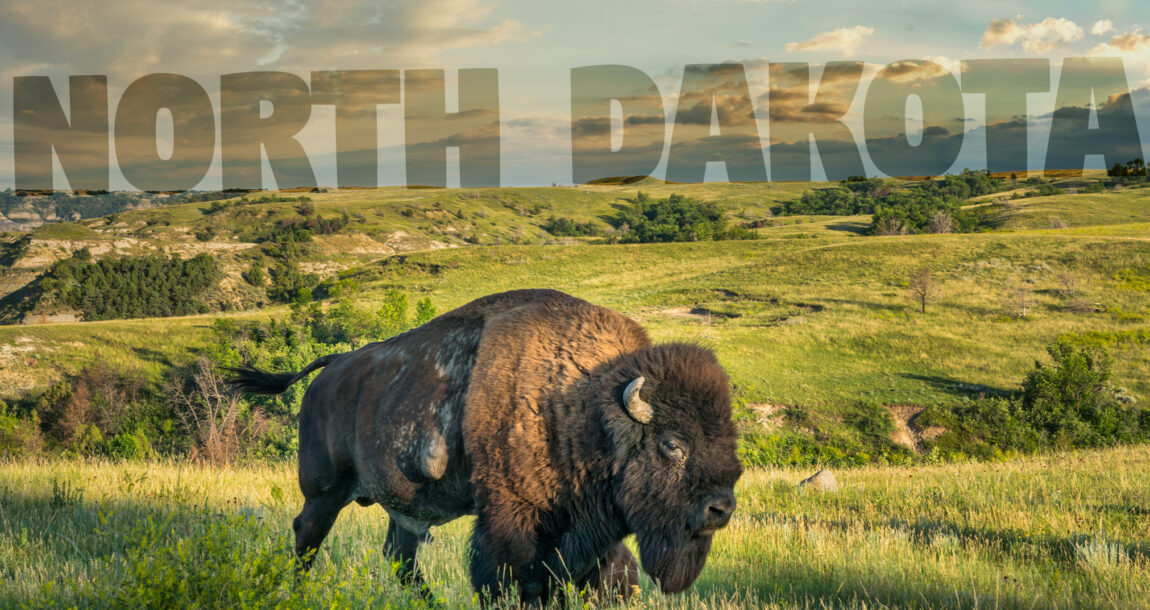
227,289 -> 742,605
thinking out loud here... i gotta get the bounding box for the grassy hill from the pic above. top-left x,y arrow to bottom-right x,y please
1,173 -> 1148,459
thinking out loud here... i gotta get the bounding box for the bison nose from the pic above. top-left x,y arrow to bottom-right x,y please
703,491 -> 736,529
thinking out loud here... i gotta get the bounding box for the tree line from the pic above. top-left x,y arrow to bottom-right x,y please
38,250 -> 220,320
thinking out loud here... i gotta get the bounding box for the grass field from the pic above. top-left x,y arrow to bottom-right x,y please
5,217 -> 1149,409
1,177 -> 1149,606
3,178 -> 1150,439
2,446 -> 1148,608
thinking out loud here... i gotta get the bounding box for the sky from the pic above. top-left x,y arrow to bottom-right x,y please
1,0 -> 1149,189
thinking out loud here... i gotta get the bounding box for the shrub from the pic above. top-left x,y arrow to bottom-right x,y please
414,297 -> 437,325
0,402 -> 42,458
919,341 -> 1147,457
607,192 -> 756,243
242,262 -> 266,287
738,430 -> 877,468
167,358 -> 263,465
60,512 -> 397,608
34,361 -> 148,450
541,216 -> 599,237
1020,340 -> 1143,446
107,426 -> 155,460
267,260 -> 318,304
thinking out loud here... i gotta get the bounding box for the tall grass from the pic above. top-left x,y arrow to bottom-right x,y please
2,446 -> 1148,608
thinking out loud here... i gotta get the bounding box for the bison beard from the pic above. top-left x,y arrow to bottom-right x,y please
225,289 -> 741,605
639,529 -> 714,593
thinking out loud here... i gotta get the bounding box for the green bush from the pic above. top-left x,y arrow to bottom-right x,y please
1021,339 -> 1143,446
0,402 -> 42,457
607,192 -> 756,243
414,297 -> 437,325
919,340 -> 1146,458
541,216 -> 599,237
47,512 -> 401,609
267,260 -> 318,304
738,430 -> 877,468
785,170 -> 1008,226
108,426 -> 155,461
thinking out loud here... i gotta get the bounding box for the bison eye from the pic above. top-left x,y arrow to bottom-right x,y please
659,436 -> 687,461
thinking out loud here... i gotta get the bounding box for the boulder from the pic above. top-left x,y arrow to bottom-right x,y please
798,469 -> 838,492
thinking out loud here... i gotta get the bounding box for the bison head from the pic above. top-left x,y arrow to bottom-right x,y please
603,343 -> 743,593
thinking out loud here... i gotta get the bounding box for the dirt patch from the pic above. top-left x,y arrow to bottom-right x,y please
746,403 -> 786,431
886,405 -> 945,453
656,306 -> 739,321
314,234 -> 395,257
0,336 -> 56,393
384,230 -> 453,253
658,306 -> 701,319
21,312 -> 80,325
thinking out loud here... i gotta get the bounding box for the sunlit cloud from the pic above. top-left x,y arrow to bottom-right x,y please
1091,20 -> 1114,36
786,26 -> 875,57
980,16 -> 1083,54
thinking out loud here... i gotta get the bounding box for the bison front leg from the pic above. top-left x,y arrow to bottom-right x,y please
469,511 -> 549,607
578,542 -> 640,603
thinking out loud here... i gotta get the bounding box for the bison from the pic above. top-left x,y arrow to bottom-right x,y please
227,289 -> 742,605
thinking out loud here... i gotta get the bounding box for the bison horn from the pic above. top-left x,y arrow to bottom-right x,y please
622,376 -> 654,424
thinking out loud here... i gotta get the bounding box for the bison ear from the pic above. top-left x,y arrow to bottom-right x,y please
622,376 -> 654,424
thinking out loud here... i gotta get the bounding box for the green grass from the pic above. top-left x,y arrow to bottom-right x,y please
3,181 -> 1150,447
996,189 -> 1150,231
29,222 -> 102,241
2,446 -> 1148,608
4,221 -> 1150,411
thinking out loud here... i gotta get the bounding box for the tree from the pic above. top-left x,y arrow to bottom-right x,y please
1058,271 -> 1079,298
908,266 -> 939,314
928,210 -> 954,234
168,358 -> 263,465
415,297 -> 437,325
1003,283 -> 1033,319
873,214 -> 906,236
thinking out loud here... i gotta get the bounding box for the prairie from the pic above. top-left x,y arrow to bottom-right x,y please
2,446 -> 1148,608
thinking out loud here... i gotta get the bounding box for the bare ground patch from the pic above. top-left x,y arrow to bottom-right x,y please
887,405 -> 946,453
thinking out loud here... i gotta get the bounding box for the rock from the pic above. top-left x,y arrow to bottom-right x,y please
798,469 -> 838,492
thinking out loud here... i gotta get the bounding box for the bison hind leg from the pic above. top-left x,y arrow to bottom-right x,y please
292,487 -> 351,571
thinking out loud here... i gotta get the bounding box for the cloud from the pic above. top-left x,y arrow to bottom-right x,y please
786,26 -> 875,57
980,16 -> 1083,54
1091,29 -> 1150,53
1091,20 -> 1114,36
0,0 -> 538,80
764,62 -> 863,125
876,59 -> 952,85
674,95 -> 758,126
1089,29 -> 1150,82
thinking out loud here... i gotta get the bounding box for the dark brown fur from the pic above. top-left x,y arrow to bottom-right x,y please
227,289 -> 742,605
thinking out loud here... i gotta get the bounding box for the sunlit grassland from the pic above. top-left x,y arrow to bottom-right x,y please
4,223 -> 1150,409
0,310 -> 279,395
2,446 -> 1147,608
997,188 -> 1150,231
52,180 -> 819,251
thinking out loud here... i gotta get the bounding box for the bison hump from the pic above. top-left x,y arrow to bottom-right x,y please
463,292 -> 650,506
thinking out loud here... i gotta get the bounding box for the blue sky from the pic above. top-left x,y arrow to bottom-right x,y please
1,0 -> 1148,188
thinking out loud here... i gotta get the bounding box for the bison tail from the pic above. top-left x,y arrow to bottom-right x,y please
224,353 -> 340,395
